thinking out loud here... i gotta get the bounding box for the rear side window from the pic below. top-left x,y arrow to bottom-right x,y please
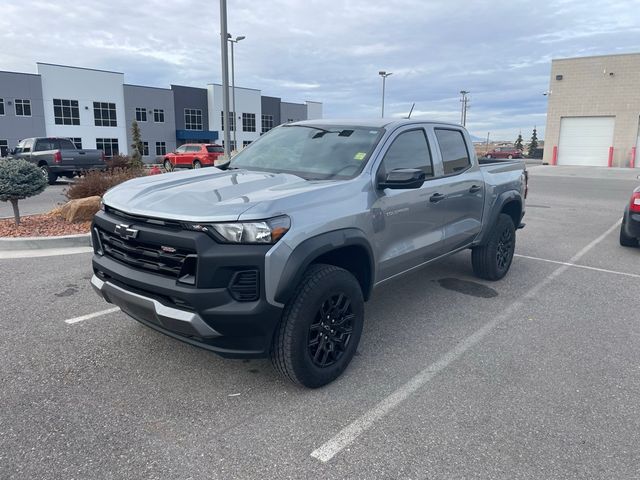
58,138 -> 76,150
435,129 -> 471,175
381,129 -> 433,177
187,145 -> 201,152
35,139 -> 56,151
206,146 -> 224,153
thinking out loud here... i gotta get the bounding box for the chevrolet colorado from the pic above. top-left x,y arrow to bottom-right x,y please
91,119 -> 527,387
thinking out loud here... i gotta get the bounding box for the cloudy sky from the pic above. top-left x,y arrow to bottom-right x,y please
1,0 -> 639,140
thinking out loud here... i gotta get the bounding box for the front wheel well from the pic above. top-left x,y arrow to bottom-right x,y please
501,200 -> 522,227
311,245 -> 373,301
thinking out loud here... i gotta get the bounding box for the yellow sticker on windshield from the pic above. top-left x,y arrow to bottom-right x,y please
354,152 -> 366,161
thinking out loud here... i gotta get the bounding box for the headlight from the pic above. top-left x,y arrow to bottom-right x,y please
186,216 -> 290,244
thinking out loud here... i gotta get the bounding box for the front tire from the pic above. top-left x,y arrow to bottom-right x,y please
271,264 -> 364,388
472,213 -> 516,280
40,165 -> 57,185
508,154 -> 513,159
163,159 -> 173,172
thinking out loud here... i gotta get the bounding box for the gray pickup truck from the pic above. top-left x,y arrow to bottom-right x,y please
91,119 -> 527,387
9,137 -> 106,184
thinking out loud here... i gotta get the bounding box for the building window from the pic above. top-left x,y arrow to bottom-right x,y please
0,98 -> 4,116
261,114 -> 273,133
0,140 -> 8,157
15,99 -> 32,117
287,118 -> 294,123
222,140 -> 236,151
135,107 -> 147,122
53,99 -> 80,125
142,141 -> 149,156
243,140 -> 252,147
220,111 -> 235,131
156,142 -> 166,155
185,108 -> 202,130
242,113 -> 256,132
153,109 -> 165,123
93,102 -> 117,127
70,137 -> 82,149
96,138 -> 119,157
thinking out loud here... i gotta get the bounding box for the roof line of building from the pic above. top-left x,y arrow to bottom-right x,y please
36,62 -> 124,75
124,83 -> 172,92
207,83 -> 261,92
0,70 -> 40,77
553,52 -> 640,62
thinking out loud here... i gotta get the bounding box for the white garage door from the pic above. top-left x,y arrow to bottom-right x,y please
558,116 -> 615,166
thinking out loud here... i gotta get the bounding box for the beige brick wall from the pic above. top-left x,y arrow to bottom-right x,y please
543,53 -> 640,167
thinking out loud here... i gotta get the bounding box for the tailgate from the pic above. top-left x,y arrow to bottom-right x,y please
60,150 -> 104,169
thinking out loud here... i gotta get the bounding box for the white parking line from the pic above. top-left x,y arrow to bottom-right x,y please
64,307 -> 120,324
515,254 -> 640,279
310,218 -> 622,463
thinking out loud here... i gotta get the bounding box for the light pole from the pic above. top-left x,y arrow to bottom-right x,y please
379,71 -> 392,118
459,90 -> 470,127
227,34 -> 245,152
219,0 -> 231,159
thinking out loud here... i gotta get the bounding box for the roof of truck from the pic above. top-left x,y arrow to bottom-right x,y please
292,118 -> 463,129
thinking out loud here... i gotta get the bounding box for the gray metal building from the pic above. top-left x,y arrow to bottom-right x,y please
170,84 -> 218,146
0,71 -> 46,156
124,84 -> 177,163
260,96 -> 281,134
280,101 -> 307,124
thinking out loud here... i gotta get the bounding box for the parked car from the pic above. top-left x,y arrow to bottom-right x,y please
91,119 -> 527,388
163,144 -> 227,171
8,137 -> 106,184
619,184 -> 640,247
485,146 -> 523,159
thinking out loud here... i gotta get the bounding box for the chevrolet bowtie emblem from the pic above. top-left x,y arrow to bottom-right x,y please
114,224 -> 139,240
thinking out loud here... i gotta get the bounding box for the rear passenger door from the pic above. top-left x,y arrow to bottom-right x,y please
372,127 -> 446,281
433,128 -> 484,251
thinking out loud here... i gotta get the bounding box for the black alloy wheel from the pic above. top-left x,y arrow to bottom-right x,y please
308,293 -> 354,368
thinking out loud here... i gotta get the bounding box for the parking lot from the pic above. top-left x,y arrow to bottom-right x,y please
1,165 -> 639,479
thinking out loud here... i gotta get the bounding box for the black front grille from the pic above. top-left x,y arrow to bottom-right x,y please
229,270 -> 259,301
97,226 -> 196,279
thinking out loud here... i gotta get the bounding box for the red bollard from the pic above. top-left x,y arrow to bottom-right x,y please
608,147 -> 614,167
552,146 -> 558,166
149,165 -> 162,175
631,147 -> 636,169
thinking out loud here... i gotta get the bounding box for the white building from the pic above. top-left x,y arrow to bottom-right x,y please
207,83 -> 262,151
37,63 -> 128,156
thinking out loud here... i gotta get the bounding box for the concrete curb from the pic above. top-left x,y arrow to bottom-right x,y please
0,233 -> 91,251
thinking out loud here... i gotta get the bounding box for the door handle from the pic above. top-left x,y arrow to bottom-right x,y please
469,185 -> 482,193
430,193 -> 445,203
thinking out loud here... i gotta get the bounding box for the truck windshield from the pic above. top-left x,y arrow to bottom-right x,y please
231,125 -> 384,180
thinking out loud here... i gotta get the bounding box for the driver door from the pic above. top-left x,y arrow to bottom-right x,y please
371,127 -> 446,281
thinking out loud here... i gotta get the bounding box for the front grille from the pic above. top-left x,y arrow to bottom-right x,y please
229,270 -> 259,301
97,226 -> 196,279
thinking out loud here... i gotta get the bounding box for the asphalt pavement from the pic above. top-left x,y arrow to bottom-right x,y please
0,182 -> 69,219
1,165 -> 639,479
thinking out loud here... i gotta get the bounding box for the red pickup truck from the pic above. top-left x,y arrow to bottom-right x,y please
163,144 -> 227,171
485,147 -> 523,159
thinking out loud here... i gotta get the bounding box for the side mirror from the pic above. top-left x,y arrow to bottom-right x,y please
378,168 -> 426,190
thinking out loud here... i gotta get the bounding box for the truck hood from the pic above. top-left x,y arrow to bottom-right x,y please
102,167 -> 335,222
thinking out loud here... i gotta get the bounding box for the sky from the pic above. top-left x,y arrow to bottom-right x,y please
1,0 -> 639,141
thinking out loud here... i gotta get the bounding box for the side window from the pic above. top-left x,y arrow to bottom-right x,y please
175,146 -> 187,153
35,139 -> 56,151
435,129 -> 471,175
22,139 -> 34,153
381,129 -> 433,177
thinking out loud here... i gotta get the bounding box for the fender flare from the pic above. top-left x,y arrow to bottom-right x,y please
274,228 -> 375,304
476,190 -> 523,245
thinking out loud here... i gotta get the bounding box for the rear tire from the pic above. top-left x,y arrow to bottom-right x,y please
271,264 -> 364,388
193,160 -> 202,169
163,159 -> 173,172
619,221 -> 638,247
508,154 -> 513,159
472,213 -> 516,281
40,165 -> 57,185
486,154 -> 492,159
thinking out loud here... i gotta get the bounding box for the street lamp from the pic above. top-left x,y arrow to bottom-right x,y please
379,71 -> 392,118
227,34 -> 245,151
459,90 -> 470,126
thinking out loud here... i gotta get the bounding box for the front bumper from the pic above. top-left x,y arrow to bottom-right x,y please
91,210 -> 283,358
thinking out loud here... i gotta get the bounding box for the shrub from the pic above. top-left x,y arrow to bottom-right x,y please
65,168 -> 145,200
0,158 -> 47,225
105,154 -> 133,170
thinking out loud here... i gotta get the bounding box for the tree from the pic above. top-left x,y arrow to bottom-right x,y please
514,132 -> 524,151
528,127 -> 539,157
130,120 -> 144,169
0,159 -> 47,226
